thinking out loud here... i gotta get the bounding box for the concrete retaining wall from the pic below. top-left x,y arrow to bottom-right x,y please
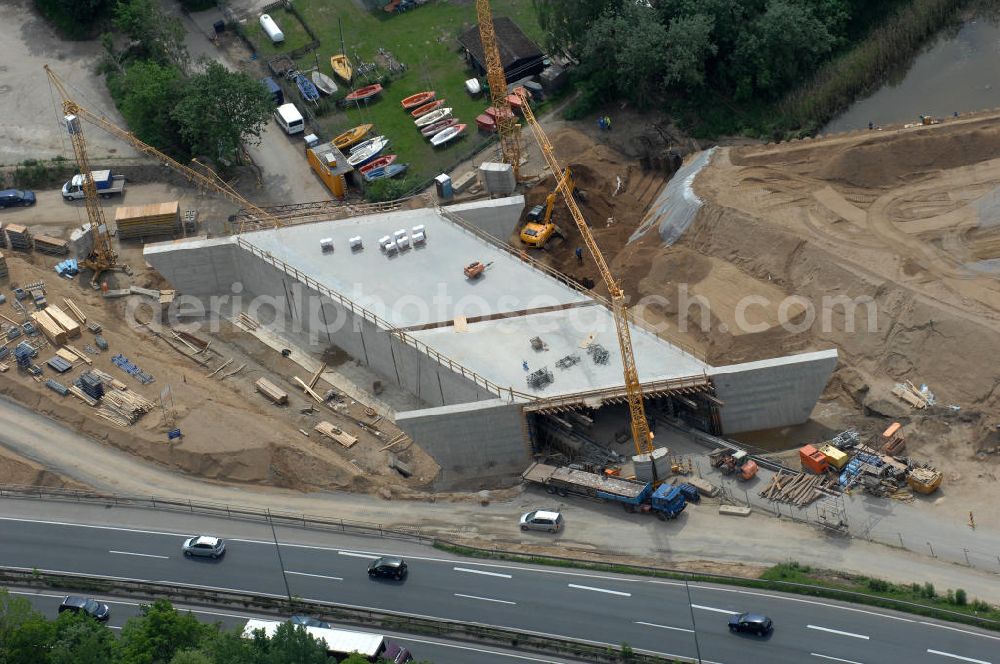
144,236 -> 239,297
710,349 -> 838,433
444,195 -> 524,240
396,399 -> 530,489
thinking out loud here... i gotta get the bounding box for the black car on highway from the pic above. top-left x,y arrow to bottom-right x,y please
58,596 -> 110,622
729,613 -> 773,636
368,556 -> 408,580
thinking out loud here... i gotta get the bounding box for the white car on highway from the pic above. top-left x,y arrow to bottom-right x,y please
181,535 -> 226,559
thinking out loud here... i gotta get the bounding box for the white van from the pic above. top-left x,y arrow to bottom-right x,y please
274,103 -> 304,135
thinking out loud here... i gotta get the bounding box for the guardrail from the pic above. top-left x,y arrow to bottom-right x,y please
0,567 -> 674,663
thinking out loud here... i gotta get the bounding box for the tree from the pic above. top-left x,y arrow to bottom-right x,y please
0,588 -> 54,664
34,0 -> 113,36
251,622 -> 327,664
108,60 -> 186,156
532,0 -> 622,55
115,599 -> 212,664
171,61 -> 273,162
662,13 -> 717,89
49,613 -> 116,664
169,649 -> 214,664
113,0 -> 188,67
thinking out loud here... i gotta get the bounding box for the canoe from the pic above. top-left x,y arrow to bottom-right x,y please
430,123 -> 466,147
358,154 -> 397,175
347,136 -> 389,167
401,91 -> 435,109
410,99 -> 444,118
311,71 -> 338,96
295,74 -> 320,102
330,55 -> 353,83
421,117 -> 457,138
332,123 -> 373,150
345,84 -> 383,102
363,163 -> 409,183
349,135 -> 388,155
414,107 -> 452,128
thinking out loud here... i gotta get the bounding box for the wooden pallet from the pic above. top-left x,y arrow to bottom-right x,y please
314,421 -> 358,448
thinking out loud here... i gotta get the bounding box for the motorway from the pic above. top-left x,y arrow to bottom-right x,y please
0,506 -> 996,664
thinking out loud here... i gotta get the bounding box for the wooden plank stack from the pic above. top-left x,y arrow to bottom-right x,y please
114,201 -> 181,240
314,421 -> 358,448
45,305 -> 82,339
255,377 -> 288,405
33,235 -> 69,256
759,471 -> 836,507
63,298 -> 86,323
30,310 -> 68,345
0,251 -> 7,280
4,224 -> 31,251
891,381 -> 931,409
97,389 -> 156,427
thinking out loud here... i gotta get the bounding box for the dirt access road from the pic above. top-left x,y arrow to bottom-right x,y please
3,395 -> 1000,604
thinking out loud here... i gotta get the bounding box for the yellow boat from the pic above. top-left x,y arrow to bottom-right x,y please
332,124 -> 373,151
330,55 -> 353,83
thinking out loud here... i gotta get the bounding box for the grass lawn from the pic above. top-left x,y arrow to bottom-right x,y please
281,0 -> 543,189
245,8 -> 315,57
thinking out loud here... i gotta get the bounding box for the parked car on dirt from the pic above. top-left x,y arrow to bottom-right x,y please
0,189 -> 35,208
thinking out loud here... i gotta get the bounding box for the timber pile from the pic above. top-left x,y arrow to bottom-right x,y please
114,201 -> 181,240
30,310 -> 67,345
255,377 -> 288,405
759,471 -> 837,507
45,305 -> 82,339
0,251 -> 7,280
4,224 -> 31,251
33,235 -> 69,256
63,298 -> 86,323
891,381 -> 932,409
236,313 -> 260,331
97,389 -> 156,426
314,421 -> 358,448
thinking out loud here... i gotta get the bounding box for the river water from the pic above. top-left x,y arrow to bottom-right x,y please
823,17 -> 1000,133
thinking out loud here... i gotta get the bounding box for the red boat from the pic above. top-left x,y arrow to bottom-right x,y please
345,84 -> 383,102
410,99 -> 444,118
401,91 -> 435,109
476,114 -> 496,133
420,117 -> 457,138
358,154 -> 397,175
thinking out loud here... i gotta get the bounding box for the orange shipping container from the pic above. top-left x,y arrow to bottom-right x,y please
799,444 -> 828,474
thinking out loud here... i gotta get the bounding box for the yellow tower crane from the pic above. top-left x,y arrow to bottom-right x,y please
44,66 -> 284,234
475,0 -> 522,180
517,94 -> 655,461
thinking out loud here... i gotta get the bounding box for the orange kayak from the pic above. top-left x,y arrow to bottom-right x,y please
401,91 -> 435,109
410,99 -> 444,118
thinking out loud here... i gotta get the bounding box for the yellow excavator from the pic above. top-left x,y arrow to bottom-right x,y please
519,167 -> 575,248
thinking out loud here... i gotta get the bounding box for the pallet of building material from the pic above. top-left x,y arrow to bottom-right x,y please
314,421 -> 358,448
891,383 -> 927,409
45,379 -> 69,396
0,251 -> 8,280
4,224 -> 31,251
685,476 -> 719,498
30,310 -> 67,345
45,305 -> 82,339
55,348 -> 79,365
236,313 -> 260,331
98,389 -> 155,425
255,377 -> 288,405
86,321 -> 103,334
33,235 -> 69,256
68,385 -> 99,406
114,201 -> 181,240
46,356 -> 73,373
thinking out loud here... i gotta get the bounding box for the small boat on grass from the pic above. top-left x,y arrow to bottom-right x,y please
421,117 -> 457,138
345,84 -> 383,102
347,136 -> 389,167
349,135 -> 389,155
410,99 -> 444,118
332,123 -> 373,150
358,154 -> 397,175
311,71 -> 338,96
401,91 -> 435,109
415,107 -> 452,128
363,162 -> 409,183
430,123 -> 466,147
330,54 -> 353,83
295,74 -> 320,102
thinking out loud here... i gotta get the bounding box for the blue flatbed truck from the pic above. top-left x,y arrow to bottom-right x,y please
522,462 -> 686,520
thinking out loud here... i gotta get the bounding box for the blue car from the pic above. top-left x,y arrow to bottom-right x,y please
0,189 -> 36,208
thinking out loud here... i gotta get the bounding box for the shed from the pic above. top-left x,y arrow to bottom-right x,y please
457,17 -> 545,80
306,142 -> 352,199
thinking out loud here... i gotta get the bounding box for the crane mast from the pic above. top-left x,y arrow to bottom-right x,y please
517,95 -> 655,459
475,0 -> 521,179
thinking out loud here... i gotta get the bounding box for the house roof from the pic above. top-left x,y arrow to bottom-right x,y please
458,17 -> 543,71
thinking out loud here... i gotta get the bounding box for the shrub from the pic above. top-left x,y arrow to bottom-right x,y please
923,582 -> 936,599
867,578 -> 890,592
955,589 -> 967,606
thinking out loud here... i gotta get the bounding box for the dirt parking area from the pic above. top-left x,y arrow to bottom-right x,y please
0,0 -> 136,164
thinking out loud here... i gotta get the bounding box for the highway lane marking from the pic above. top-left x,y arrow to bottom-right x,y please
927,649 -> 991,664
567,583 -> 631,597
635,620 -> 694,633
811,653 -> 865,664
285,571 -> 343,581
454,593 -> 517,605
389,635 -> 563,662
807,624 -> 870,640
454,566 -> 512,579
691,584 -> 918,623
920,621 -> 1000,642
691,604 -> 737,614
336,551 -> 379,559
109,550 -> 169,559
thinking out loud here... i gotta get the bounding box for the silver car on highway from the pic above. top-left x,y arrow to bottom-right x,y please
181,535 -> 226,559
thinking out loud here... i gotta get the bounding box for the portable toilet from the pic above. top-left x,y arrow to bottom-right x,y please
434,173 -> 453,201
259,14 -> 284,43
